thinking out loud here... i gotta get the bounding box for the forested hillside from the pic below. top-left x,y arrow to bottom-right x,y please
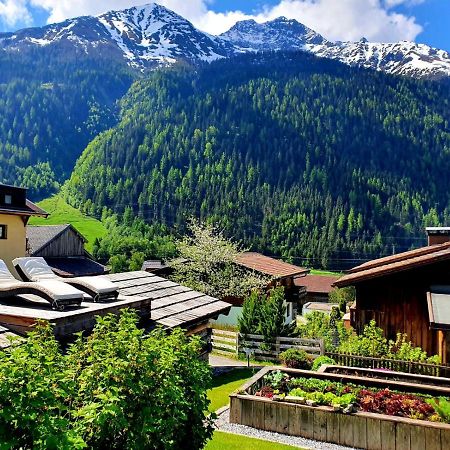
0,51 -> 134,198
64,52 -> 450,268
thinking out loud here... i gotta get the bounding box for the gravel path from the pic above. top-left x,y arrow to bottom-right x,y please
214,408 -> 360,450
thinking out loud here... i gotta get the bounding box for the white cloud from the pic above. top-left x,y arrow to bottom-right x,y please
1,0 -> 425,44
0,0 -> 32,26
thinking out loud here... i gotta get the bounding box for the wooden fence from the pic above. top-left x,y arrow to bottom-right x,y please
211,329 -> 239,357
211,329 -> 324,361
326,352 -> 450,377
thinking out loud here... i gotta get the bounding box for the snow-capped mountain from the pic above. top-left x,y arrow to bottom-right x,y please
1,3 -> 450,80
220,18 -> 450,81
221,17 -> 328,51
0,3 -> 233,69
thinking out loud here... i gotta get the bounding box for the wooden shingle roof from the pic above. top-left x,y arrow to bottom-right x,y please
296,274 -> 339,294
235,252 -> 308,278
107,271 -> 231,329
27,224 -> 70,255
335,242 -> 450,287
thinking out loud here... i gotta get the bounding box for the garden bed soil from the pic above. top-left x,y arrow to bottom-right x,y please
229,367 -> 450,450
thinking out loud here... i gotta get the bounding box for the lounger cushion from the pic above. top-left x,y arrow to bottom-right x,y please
37,280 -> 84,301
72,276 -> 117,294
0,260 -> 15,282
0,279 -> 83,302
14,257 -> 58,281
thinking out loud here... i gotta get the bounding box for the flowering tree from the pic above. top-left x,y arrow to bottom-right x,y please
171,220 -> 270,299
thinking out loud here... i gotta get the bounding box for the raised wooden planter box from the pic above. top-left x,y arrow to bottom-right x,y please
229,367 -> 450,450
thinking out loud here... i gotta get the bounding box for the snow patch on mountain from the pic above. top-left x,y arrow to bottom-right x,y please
221,17 -> 450,80
0,3 -> 449,80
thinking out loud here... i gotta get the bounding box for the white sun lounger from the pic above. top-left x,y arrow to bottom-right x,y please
14,257 -> 119,302
0,260 -> 83,310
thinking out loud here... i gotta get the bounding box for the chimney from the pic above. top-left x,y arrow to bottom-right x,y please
426,227 -> 450,246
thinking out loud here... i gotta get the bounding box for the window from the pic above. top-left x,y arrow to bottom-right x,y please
4,195 -> 12,205
0,225 -> 7,239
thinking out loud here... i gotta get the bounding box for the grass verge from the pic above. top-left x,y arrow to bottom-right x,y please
208,368 -> 255,413
205,431 -> 301,449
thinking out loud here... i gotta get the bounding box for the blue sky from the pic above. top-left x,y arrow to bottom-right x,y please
0,0 -> 449,51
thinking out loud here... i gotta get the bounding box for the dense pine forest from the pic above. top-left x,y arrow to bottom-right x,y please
0,51 -> 134,198
63,52 -> 450,268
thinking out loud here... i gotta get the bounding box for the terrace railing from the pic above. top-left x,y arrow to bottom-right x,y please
326,351 -> 450,377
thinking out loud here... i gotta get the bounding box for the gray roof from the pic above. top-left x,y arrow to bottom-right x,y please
26,224 -> 81,255
107,271 -> 231,329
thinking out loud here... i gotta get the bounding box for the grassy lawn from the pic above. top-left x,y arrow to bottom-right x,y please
28,195 -> 106,253
208,368 -> 255,412
205,431 -> 300,449
309,269 -> 342,276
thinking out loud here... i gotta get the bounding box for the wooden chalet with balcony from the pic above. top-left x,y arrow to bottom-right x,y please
335,228 -> 450,364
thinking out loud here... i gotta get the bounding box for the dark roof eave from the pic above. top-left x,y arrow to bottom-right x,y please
335,249 -> 450,287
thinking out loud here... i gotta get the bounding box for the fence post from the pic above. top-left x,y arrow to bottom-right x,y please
319,339 -> 325,356
276,337 -> 281,358
236,332 -> 240,358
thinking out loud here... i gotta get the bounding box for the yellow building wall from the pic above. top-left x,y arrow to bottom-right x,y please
0,214 -> 26,276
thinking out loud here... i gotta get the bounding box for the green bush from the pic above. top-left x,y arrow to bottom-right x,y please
0,310 -> 213,449
238,290 -> 262,335
296,311 -> 351,351
238,287 -> 294,340
338,320 -> 388,357
279,348 -> 312,370
311,355 -> 337,371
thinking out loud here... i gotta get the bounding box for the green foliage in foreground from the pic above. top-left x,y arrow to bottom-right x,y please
205,431 -> 301,450
0,310 -> 213,449
28,195 -> 107,253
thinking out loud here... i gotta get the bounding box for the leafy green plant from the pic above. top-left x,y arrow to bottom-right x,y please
0,310 -> 214,450
296,311 -> 351,352
263,370 -> 289,390
279,348 -> 312,370
388,333 -> 441,364
311,355 -> 337,371
338,320 -> 388,357
427,397 -> 450,423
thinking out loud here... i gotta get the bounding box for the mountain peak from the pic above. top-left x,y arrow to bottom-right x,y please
0,4 -> 449,80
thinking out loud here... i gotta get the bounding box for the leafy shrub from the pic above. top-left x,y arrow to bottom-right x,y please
388,333 -> 441,364
311,355 -> 337,371
279,348 -> 312,369
0,310 -> 214,450
338,320 -> 388,357
329,287 -> 355,313
296,311 -> 351,351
